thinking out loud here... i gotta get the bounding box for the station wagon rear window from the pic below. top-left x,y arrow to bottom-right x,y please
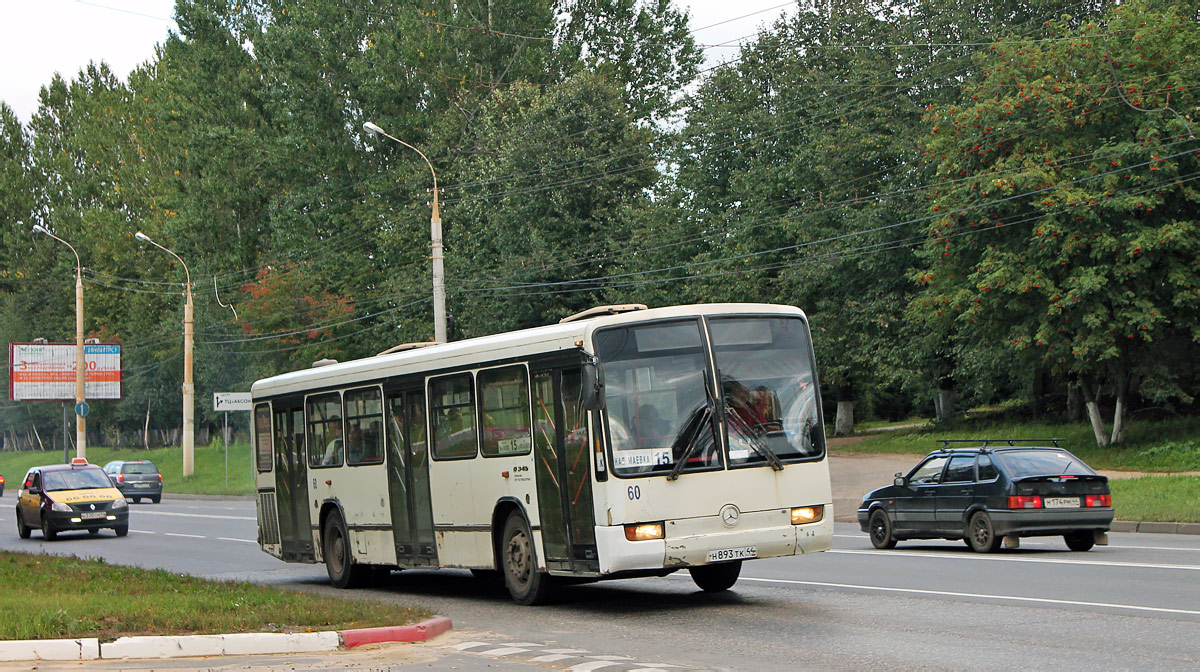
996,450 -> 1096,478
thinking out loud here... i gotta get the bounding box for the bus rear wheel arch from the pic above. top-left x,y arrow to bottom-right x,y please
322,508 -> 368,588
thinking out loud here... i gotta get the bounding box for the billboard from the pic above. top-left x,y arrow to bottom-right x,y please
8,343 -> 122,401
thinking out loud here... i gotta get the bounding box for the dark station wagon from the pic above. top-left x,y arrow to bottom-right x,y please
858,440 -> 1114,553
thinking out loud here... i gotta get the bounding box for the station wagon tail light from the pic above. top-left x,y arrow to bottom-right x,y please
117,474 -> 125,483
158,474 -> 163,483
624,522 -> 664,542
1086,494 -> 1112,507
1007,495 -> 1043,509
791,506 -> 824,525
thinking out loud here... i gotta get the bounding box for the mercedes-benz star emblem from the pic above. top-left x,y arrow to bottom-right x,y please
720,504 -> 740,528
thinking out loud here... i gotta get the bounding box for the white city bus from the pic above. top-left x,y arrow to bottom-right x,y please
251,303 -> 833,604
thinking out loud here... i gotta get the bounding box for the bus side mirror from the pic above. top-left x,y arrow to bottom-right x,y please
581,359 -> 605,411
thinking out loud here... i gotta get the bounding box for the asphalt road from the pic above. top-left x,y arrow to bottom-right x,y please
1,495 -> 1197,671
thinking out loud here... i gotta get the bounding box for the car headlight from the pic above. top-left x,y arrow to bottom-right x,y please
50,501 -> 72,513
111,498 -> 128,509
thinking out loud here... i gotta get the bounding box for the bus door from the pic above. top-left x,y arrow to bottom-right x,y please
273,399 -> 314,561
533,369 -> 599,573
386,389 -> 438,567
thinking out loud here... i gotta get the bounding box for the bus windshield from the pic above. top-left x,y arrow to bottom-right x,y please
597,315 -> 823,478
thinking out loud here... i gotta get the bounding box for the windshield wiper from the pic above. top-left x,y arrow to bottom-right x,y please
668,404 -> 713,481
726,408 -> 784,471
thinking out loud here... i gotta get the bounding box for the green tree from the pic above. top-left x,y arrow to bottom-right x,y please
917,0 -> 1200,445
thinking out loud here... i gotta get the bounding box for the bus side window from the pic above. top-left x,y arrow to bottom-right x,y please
430,373 -> 477,459
479,365 -> 531,457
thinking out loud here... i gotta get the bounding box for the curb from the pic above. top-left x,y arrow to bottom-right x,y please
342,617 -> 453,648
1112,520 -> 1200,535
0,618 -> 452,662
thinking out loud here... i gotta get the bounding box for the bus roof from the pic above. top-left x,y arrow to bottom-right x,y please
250,303 -> 805,399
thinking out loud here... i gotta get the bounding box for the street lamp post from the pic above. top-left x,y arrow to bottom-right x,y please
363,121 -> 447,343
135,232 -> 195,478
31,224 -> 87,461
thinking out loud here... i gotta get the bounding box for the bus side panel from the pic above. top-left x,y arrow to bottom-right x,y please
470,452 -> 540,569
428,459 -> 487,566
339,463 -> 397,566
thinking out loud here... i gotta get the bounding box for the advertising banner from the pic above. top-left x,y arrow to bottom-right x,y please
8,343 -> 123,401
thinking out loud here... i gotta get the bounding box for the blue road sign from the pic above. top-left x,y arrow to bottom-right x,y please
75,401 -> 90,417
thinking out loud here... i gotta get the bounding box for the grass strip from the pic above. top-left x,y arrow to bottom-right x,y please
1109,476 -> 1200,523
833,417 -> 1200,472
0,552 -> 430,641
0,443 -> 256,497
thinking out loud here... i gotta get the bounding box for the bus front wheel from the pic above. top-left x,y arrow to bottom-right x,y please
689,560 -> 742,592
323,510 -> 367,589
501,513 -> 554,605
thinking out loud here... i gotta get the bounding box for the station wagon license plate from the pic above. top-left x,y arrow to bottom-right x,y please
1044,497 -> 1080,508
133,483 -> 151,488
707,546 -> 757,562
80,511 -> 106,519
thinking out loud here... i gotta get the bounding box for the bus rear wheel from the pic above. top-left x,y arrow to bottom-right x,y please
689,561 -> 742,592
323,510 -> 367,589
501,513 -> 554,605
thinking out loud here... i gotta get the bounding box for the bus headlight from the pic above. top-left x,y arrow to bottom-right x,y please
791,506 -> 824,525
624,522 -> 664,542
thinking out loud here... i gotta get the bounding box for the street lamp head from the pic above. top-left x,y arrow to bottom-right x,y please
134,231 -> 152,243
363,121 -> 384,137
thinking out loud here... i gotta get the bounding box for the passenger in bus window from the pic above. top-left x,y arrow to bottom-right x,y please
637,404 -> 670,440
346,426 -> 363,463
322,421 -> 343,465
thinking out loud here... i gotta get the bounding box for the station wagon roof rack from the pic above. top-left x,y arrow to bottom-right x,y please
937,438 -> 1064,450
559,304 -> 648,323
376,341 -> 440,357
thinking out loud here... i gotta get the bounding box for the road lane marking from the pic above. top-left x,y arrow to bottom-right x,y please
165,532 -> 206,539
734,576 -> 1200,616
135,510 -> 256,521
833,533 -> 1200,552
828,548 -> 1200,571
218,537 -> 258,543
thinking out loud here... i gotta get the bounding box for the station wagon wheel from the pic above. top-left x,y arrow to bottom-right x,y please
1064,531 -> 1095,552
41,515 -> 57,542
16,511 -> 30,539
869,509 -> 897,549
501,513 -> 554,605
966,511 -> 1001,553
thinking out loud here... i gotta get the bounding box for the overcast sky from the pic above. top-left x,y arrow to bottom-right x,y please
0,0 -> 796,124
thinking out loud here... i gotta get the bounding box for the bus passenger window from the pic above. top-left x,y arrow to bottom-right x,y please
430,373 -> 477,459
306,393 -> 343,468
479,366 -> 531,457
345,387 -> 384,466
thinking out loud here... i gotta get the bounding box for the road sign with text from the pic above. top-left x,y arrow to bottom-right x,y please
213,392 -> 253,412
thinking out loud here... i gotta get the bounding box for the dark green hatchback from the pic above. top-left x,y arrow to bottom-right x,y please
857,440 -> 1114,553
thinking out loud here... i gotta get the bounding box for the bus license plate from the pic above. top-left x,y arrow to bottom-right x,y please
707,546 -> 757,562
1044,497 -> 1079,508
81,512 -> 106,519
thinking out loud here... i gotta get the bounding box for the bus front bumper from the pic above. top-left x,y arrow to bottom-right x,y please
597,509 -> 833,575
